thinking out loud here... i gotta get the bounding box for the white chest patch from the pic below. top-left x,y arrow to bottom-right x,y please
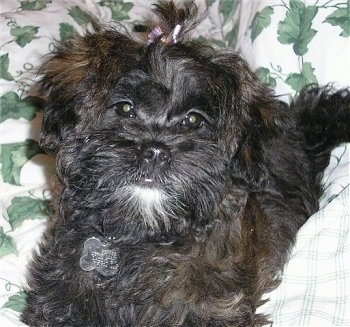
130,186 -> 171,230
133,186 -> 164,204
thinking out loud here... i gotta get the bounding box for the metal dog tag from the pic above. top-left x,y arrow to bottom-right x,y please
79,237 -> 119,276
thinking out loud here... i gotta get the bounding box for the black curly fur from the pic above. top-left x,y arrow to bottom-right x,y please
21,1 -> 350,326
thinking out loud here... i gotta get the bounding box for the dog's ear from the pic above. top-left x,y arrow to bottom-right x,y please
210,52 -> 292,184
211,52 -> 289,132
38,24 -> 143,154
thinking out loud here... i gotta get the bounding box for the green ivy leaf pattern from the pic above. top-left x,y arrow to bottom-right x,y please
0,227 -> 17,258
219,0 -> 240,24
256,67 -> 277,88
285,62 -> 318,92
251,6 -> 274,42
225,24 -> 239,48
0,54 -> 14,81
68,6 -> 93,26
0,92 -> 42,123
203,0 -> 240,48
2,291 -> 28,313
98,0 -> 133,21
0,139 -> 42,186
324,2 -> 350,37
7,196 -> 50,230
277,0 -> 318,56
59,23 -> 76,41
205,0 -> 216,6
20,0 -> 52,11
10,25 -> 39,48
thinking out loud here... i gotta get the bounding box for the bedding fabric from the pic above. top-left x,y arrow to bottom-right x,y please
0,1 -> 349,326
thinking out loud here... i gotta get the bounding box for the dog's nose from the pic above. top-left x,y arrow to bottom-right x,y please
140,142 -> 172,167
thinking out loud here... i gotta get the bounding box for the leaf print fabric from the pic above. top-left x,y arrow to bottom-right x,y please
1,140 -> 42,185
277,0 -> 318,56
98,0 -> 134,20
0,227 -> 17,258
324,0 -> 350,37
251,6 -> 274,42
0,54 -> 14,81
10,25 -> 40,48
0,92 -> 41,123
239,0 -> 350,96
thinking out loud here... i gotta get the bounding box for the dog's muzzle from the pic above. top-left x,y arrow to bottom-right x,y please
139,141 -> 172,172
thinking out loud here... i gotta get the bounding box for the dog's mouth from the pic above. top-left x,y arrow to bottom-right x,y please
132,142 -> 173,187
133,158 -> 173,189
136,177 -> 161,189
143,177 -> 156,184
132,177 -> 174,199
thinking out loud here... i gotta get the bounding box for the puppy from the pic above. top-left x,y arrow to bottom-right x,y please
22,1 -> 350,326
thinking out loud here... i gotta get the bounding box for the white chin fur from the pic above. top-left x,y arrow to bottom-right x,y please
126,186 -> 172,230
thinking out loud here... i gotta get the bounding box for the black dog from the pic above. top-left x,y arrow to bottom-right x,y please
22,1 -> 350,326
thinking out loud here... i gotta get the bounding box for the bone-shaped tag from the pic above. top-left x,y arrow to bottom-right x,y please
80,237 -> 119,276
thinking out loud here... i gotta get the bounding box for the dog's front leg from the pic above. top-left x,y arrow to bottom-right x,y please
22,230 -> 111,327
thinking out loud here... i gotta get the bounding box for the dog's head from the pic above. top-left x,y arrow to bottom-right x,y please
39,1 -> 287,235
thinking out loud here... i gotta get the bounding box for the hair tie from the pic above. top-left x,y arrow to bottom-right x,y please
148,24 -> 182,45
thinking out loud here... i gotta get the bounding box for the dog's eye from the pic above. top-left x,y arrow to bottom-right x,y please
181,112 -> 204,129
113,102 -> 136,118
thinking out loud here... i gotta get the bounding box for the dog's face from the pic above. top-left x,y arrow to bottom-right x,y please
95,54 -> 229,230
39,21 -> 282,237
